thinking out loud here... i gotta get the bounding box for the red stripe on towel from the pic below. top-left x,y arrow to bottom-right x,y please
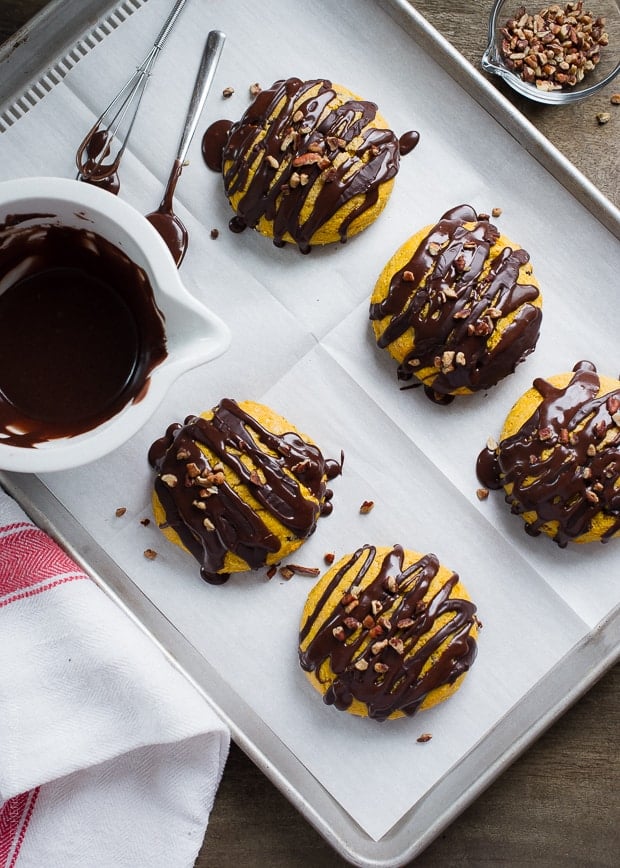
0,524 -> 89,595
0,788 -> 40,868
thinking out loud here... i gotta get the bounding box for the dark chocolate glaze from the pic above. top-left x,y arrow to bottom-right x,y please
78,170 -> 121,196
76,128 -> 122,190
201,77 -> 418,253
369,204 -> 542,399
398,129 -> 420,156
201,118 -> 232,172
476,361 -> 620,546
146,158 -> 188,266
299,544 -> 478,721
0,220 -> 167,448
148,399 -> 342,584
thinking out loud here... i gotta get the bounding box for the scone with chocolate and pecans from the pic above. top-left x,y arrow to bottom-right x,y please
148,399 -> 342,583
299,543 -> 479,721
370,204 -> 542,403
477,360 -> 620,546
202,77 -> 418,253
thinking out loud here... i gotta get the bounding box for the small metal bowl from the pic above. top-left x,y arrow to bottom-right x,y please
482,0 -> 620,104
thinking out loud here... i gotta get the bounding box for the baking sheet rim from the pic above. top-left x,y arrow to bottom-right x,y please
1,0 -> 619,863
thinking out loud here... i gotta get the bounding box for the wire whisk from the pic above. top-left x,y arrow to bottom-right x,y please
76,0 -> 189,183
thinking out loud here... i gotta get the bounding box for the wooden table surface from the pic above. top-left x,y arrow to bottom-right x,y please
1,2 -> 618,866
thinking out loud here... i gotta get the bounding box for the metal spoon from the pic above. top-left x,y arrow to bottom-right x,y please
146,29 -> 225,267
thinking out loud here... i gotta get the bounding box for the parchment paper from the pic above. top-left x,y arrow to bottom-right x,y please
1,0 -> 618,842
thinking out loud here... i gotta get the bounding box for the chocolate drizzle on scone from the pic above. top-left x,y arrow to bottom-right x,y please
477,360 -> 620,546
369,204 -> 542,400
202,77 -> 414,253
299,544 -> 478,721
148,399 -> 341,583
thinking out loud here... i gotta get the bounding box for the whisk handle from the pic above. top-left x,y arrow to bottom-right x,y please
154,0 -> 189,50
177,30 -> 226,164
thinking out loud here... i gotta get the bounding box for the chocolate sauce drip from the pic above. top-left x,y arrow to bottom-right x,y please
0,220 -> 167,448
77,128 -> 122,188
148,399 -> 342,583
202,78 -> 418,253
476,361 -> 620,546
201,118 -> 232,172
299,544 -> 478,721
398,130 -> 420,155
146,158 -> 187,265
78,171 -> 121,196
369,204 -> 542,398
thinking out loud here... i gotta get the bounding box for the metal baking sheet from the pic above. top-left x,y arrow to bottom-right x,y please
1,0 -> 619,864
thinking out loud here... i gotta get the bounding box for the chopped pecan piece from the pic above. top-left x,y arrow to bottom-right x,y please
388,637 -> 405,655
344,617 -> 361,630
396,617 -> 414,629
285,564 -> 320,577
292,153 -> 323,167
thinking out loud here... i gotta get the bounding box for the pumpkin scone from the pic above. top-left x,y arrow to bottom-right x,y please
148,399 -> 342,583
476,360 -> 620,546
369,204 -> 542,403
299,544 -> 479,721
202,77 -> 418,253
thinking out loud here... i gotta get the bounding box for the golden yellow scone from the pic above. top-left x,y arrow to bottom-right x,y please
369,204 -> 542,402
298,544 -> 479,721
476,360 -> 620,546
148,399 -> 342,583
202,77 -> 415,253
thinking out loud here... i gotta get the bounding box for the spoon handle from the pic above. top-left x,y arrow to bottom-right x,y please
177,30 -> 226,164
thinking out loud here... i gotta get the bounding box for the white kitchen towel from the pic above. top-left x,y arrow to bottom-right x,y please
0,487 -> 229,868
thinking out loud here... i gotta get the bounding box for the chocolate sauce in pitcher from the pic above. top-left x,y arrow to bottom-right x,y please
0,217 -> 167,449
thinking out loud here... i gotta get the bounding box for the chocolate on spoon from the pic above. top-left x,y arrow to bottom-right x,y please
146,29 -> 225,266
